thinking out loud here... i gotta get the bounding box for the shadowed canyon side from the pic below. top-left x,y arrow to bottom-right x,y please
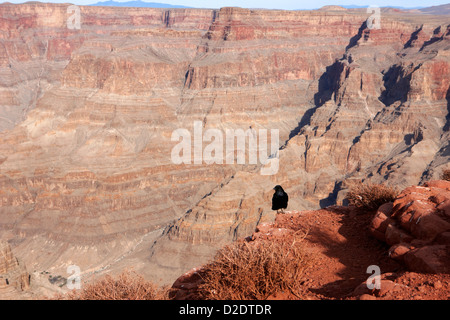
0,3 -> 449,293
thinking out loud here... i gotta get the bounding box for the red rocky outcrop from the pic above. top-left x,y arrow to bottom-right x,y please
370,180 -> 450,273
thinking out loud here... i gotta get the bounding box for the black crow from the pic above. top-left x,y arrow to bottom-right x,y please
272,185 -> 288,214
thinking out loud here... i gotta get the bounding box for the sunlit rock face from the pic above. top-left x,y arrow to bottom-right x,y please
0,3 -> 448,287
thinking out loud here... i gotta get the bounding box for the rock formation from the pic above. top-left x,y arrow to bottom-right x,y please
0,241 -> 30,296
0,3 -> 449,290
370,180 -> 450,273
171,197 -> 450,300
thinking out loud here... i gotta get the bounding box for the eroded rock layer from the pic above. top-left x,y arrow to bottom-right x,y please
0,240 -> 30,298
0,3 -> 449,288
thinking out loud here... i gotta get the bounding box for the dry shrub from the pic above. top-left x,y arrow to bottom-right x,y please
198,233 -> 312,300
345,182 -> 398,211
442,169 -> 450,181
64,270 -> 170,300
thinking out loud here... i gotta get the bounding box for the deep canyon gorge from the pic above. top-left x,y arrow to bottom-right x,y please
0,2 -> 449,298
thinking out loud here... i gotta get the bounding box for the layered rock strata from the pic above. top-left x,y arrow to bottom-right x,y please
0,3 -> 448,287
0,241 -> 30,295
155,10 -> 450,284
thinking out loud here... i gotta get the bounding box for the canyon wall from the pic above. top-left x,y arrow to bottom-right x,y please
0,3 -> 448,289
147,8 -> 450,283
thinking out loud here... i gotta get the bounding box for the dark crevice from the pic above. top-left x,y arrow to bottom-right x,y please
420,26 -> 444,51
444,86 -> 450,132
345,21 -> 367,51
313,60 -> 345,108
403,25 -> 423,49
163,10 -> 171,27
211,9 -> 218,23
284,105 -> 319,142
283,21 -> 370,145
379,63 -> 421,107
183,67 -> 194,89
319,180 -> 343,208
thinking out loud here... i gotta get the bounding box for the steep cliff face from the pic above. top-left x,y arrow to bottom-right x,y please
0,3 -> 449,289
0,3 -> 215,132
317,23 -> 450,200
262,21 -> 450,210
0,3 -> 228,284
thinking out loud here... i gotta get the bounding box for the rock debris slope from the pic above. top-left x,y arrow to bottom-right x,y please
0,3 -> 449,290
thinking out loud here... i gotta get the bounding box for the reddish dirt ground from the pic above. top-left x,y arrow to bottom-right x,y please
172,207 -> 450,300
270,207 -> 450,300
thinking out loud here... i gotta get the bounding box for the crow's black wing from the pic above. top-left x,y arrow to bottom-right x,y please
272,193 -> 281,210
280,192 -> 288,209
272,192 -> 288,210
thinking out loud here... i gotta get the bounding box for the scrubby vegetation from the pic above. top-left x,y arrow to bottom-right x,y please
345,182 -> 399,211
198,234 -> 313,300
62,270 -> 170,300
56,235 -> 312,300
442,169 -> 450,181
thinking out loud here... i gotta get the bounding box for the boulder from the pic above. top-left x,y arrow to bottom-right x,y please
170,266 -> 205,300
371,181 -> 450,274
385,224 -> 414,246
404,245 -> 450,274
352,279 -> 404,298
388,243 -> 414,262
369,203 -> 394,242
423,180 -> 450,190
